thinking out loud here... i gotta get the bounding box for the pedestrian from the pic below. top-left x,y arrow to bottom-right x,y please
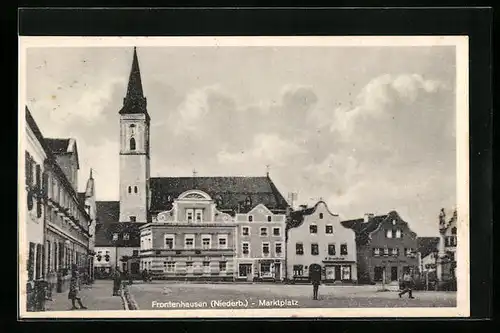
68,264 -> 87,310
310,265 -> 322,300
46,269 -> 56,301
112,267 -> 122,296
398,271 -> 415,299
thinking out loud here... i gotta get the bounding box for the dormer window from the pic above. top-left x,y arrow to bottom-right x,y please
386,229 -> 393,238
267,215 -> 272,222
130,137 -> 136,151
319,213 -> 324,219
186,209 -> 193,222
195,209 -> 203,222
395,229 -> 402,238
248,215 -> 253,222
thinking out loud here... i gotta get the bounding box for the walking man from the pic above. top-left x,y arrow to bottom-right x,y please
112,267 -> 122,296
399,270 -> 415,299
68,264 -> 87,310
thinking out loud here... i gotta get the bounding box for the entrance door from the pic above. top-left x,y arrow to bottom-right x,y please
239,264 -> 252,281
391,267 -> 398,281
274,263 -> 281,280
334,265 -> 341,281
374,266 -> 383,281
131,262 -> 140,275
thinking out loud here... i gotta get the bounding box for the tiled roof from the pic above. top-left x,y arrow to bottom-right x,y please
94,222 -> 145,247
341,215 -> 388,245
44,138 -> 70,154
418,237 -> 440,259
96,201 -> 120,224
150,176 -> 289,214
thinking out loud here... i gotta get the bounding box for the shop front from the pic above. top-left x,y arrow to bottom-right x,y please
254,259 -> 283,282
323,257 -> 356,283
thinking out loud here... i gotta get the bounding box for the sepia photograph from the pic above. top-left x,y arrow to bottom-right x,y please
18,36 -> 469,318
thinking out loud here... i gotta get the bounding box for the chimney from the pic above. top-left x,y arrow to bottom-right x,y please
364,213 -> 374,223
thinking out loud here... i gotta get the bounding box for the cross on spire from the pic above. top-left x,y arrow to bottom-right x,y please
266,164 -> 270,176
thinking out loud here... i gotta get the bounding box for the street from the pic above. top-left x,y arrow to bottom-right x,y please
128,282 -> 457,310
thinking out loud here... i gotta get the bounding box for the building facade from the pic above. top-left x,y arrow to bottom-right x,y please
235,204 -> 286,282
286,201 -> 357,283
342,211 -> 419,284
94,47 -> 290,281
24,108 -> 93,298
24,108 -> 48,287
437,208 -> 457,289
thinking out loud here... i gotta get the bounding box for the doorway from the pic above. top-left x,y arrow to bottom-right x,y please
335,266 -> 341,281
239,264 -> 252,281
274,263 -> 281,280
131,262 -> 140,275
374,266 -> 383,281
391,266 -> 398,281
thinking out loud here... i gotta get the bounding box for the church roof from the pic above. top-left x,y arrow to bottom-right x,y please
96,201 -> 120,224
119,47 -> 148,118
150,176 -> 289,214
95,222 -> 145,247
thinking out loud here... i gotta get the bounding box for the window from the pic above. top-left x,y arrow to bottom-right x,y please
219,262 -> 227,271
340,244 -> 348,255
296,243 -> 304,255
384,247 -> 389,255
132,250 -> 138,257
341,265 -> 351,280
293,265 -> 304,276
310,224 -> 317,234
319,213 -> 324,219
112,233 -> 118,241
451,227 -> 457,235
395,229 -> 402,238
218,236 -> 228,249
186,262 -> 193,268
242,227 -> 250,236
262,242 -> 270,256
128,186 -> 131,194
267,215 -> 272,222
248,215 -> 253,222
275,243 -> 282,256
129,216 -> 136,222
404,248 -> 414,256
123,233 -> 130,241
25,152 -> 32,186
325,225 -> 333,234
273,227 -> 281,236
386,229 -> 393,238
311,243 -> 319,255
242,242 -> 250,255
186,209 -> 193,222
195,209 -> 203,222
202,236 -> 211,249
328,244 -> 336,255
165,236 -> 174,249
392,220 -> 396,225
373,248 -> 380,256
165,262 -> 175,273
391,248 -> 398,256
260,227 -> 268,236
130,137 -> 136,151
134,186 -> 138,194
185,237 -> 194,250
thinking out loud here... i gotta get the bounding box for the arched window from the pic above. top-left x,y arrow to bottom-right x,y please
134,186 -> 138,194
130,137 -> 136,151
128,186 -> 132,194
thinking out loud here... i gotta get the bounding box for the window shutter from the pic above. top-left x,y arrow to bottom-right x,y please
42,172 -> 49,198
36,196 -> 42,218
25,152 -> 31,186
35,164 -> 41,191
27,191 -> 34,211
28,242 -> 35,281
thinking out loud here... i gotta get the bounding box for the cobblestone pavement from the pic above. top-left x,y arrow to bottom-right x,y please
45,280 -> 125,311
128,282 -> 457,310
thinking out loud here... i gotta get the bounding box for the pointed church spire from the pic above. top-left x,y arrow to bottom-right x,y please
85,168 -> 95,198
119,47 -> 148,116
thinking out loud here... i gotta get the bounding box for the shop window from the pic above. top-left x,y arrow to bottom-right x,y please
293,265 -> 304,276
341,265 -> 351,280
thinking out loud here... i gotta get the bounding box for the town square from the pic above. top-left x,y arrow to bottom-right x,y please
21,38 -> 460,315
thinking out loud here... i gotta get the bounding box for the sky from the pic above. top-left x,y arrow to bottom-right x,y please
25,45 -> 457,237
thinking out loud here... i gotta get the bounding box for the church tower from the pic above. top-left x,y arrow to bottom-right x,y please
118,47 -> 151,223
